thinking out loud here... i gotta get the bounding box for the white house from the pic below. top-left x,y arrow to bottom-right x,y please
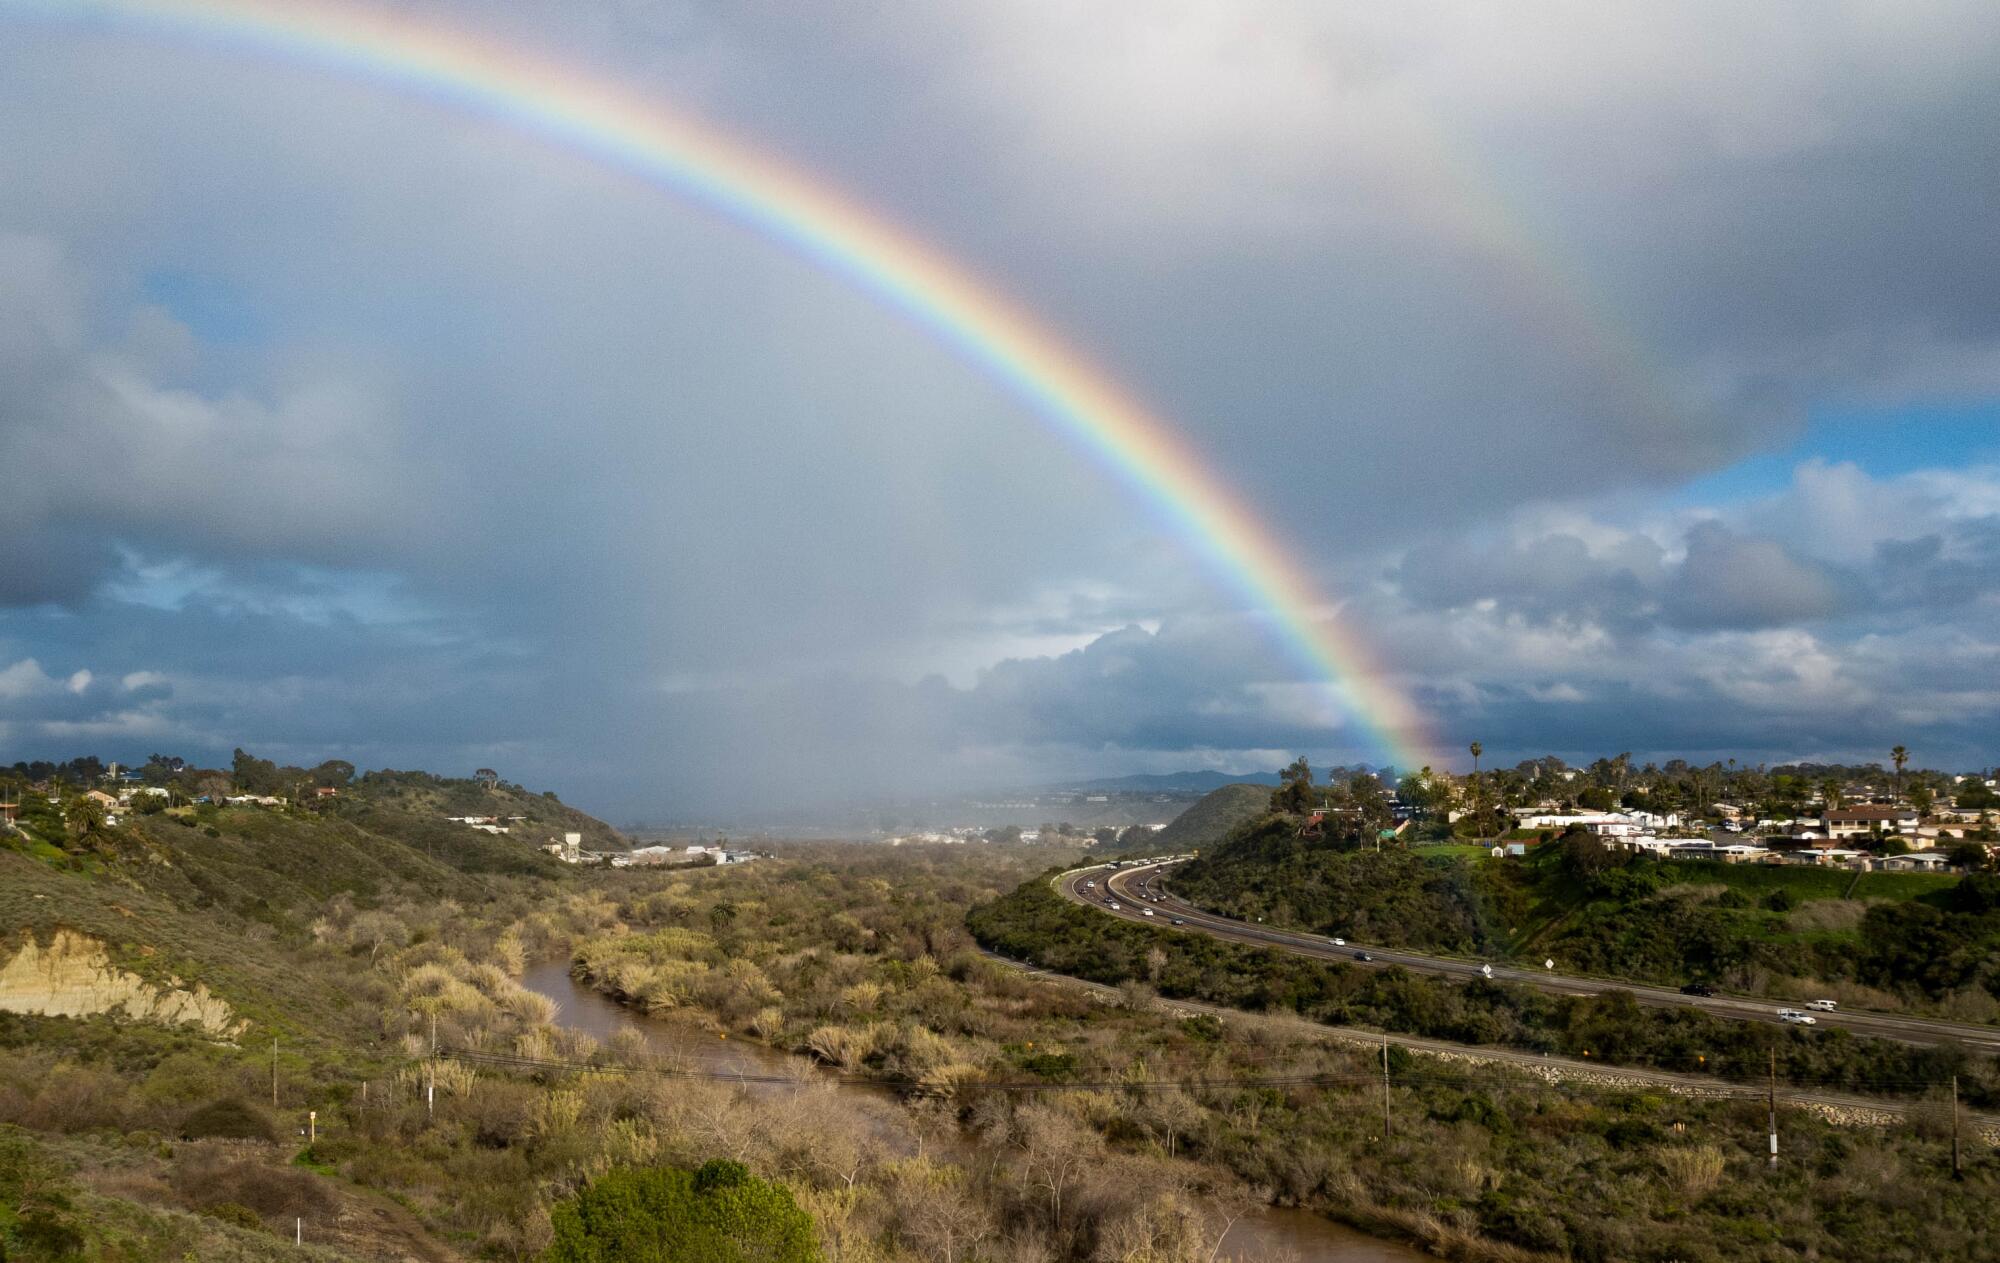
1823,807 -> 1920,839
1879,850 -> 1951,872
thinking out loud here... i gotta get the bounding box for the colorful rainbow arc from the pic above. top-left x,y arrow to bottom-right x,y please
13,0 -> 1439,771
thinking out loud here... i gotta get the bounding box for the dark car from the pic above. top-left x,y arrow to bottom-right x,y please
1354,950 -> 1374,962
1681,982 -> 1715,997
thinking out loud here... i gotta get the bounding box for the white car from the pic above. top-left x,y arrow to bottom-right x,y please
1777,1009 -> 1817,1025
1808,999 -> 1838,1012
1331,937 -> 1346,946
1108,902 -> 1120,911
1142,909 -> 1155,917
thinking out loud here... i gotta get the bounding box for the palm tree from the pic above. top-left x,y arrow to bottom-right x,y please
1469,742 -> 1484,836
1891,746 -> 1909,799
65,795 -> 105,842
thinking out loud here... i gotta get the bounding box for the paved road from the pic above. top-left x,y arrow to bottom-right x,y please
1063,859 -> 2000,1057
984,922 -> 2000,1137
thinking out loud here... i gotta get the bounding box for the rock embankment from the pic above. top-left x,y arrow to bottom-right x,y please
0,929 -> 244,1036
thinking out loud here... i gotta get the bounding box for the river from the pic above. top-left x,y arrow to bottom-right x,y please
522,961 -> 1425,1262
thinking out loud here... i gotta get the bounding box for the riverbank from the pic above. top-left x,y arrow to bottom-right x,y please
525,958 -> 1430,1262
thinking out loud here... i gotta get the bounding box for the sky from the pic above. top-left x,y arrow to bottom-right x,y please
1,1 -> 1997,819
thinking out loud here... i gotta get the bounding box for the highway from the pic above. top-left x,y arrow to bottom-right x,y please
1061,859 -> 2000,1057
982,942 -> 2000,1139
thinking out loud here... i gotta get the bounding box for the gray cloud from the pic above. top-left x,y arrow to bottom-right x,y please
1662,521 -> 1849,630
2,6 -> 1999,812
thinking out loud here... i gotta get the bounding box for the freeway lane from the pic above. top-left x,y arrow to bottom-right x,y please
1067,860 -> 2000,1056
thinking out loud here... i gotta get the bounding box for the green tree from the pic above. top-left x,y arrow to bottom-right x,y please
1271,757 -> 1314,815
1945,841 -> 1989,872
543,1160 -> 821,1263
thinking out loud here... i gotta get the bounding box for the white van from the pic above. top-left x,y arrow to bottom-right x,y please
1808,999 -> 1838,1012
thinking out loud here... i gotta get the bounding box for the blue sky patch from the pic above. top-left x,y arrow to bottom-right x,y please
1678,402 -> 2000,505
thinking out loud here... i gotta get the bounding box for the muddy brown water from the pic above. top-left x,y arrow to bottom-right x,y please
523,961 -> 1425,1262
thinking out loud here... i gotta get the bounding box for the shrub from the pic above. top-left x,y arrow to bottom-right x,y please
201,1201 -> 267,1231
544,1160 -> 822,1263
179,1097 -> 280,1142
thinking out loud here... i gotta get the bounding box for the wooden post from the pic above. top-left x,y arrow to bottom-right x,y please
1381,1038 -> 1392,1140
308,1110 -> 316,1144
1952,1075 -> 1962,1180
272,1036 -> 279,1109
1767,1049 -> 1778,1168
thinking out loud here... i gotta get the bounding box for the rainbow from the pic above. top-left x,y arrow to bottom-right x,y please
10,0 -> 1438,770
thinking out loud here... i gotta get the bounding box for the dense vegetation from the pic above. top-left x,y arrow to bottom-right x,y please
1170,815 -> 2000,1019
1172,815 -> 1519,953
544,1160 -> 820,1263
574,849 -> 2000,1262
4,752 -> 1998,1263
969,874 -> 1999,1108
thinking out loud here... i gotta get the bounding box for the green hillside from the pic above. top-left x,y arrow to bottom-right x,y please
1133,783 -> 1274,854
1171,813 -> 1518,952
0,765 -> 634,1260
1168,814 -> 2000,1014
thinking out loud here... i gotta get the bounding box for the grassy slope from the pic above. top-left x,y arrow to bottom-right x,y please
1131,783 -> 1274,855
345,772 -> 626,851
0,798 -> 577,1045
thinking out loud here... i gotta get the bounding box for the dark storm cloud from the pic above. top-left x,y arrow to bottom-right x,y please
3,4 -> 2000,813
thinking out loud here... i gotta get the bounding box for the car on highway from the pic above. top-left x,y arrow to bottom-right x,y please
1777,1008 -> 1817,1025
1681,983 -> 1715,997
1142,909 -> 1155,917
1108,902 -> 1120,911
1085,880 -> 1096,889
1171,918 -> 1185,926
1354,950 -> 1374,962
1809,999 -> 1838,1012
1331,937 -> 1345,946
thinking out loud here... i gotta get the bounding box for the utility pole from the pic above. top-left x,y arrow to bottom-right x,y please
308,1110 -> 316,1145
430,1010 -> 437,1057
271,1036 -> 279,1109
1381,1037 -> 1392,1140
1767,1049 -> 1778,1168
1952,1075 -> 1962,1180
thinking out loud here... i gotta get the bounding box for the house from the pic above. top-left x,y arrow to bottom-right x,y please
1786,847 -> 1869,868
1879,850 -> 1951,872
83,790 -> 119,809
1823,806 -> 1920,839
